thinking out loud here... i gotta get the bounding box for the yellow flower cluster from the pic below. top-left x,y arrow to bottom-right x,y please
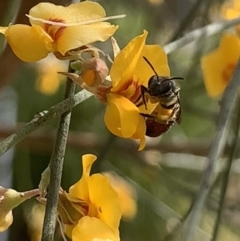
0,0 -> 179,150
0,1 -> 182,240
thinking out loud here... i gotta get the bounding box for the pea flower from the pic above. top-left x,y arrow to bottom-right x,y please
222,0 -> 240,34
104,30 -> 169,150
59,154 -> 122,241
0,1 -> 122,62
61,31 -> 170,150
201,33 -> 240,97
0,187 -> 39,232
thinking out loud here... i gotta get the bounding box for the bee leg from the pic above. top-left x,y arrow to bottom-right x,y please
140,85 -> 149,110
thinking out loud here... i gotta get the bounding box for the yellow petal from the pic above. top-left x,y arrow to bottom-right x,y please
201,51 -> 226,97
72,216 -> 119,241
56,23 -> 118,55
68,154 -> 97,201
233,0 -> 240,10
134,45 -> 170,86
29,1 -> 106,26
104,93 -> 140,138
3,24 -> 50,62
223,8 -> 240,19
103,172 -> 137,221
88,174 -> 121,232
110,30 -> 148,91
219,34 -> 240,64
201,34 -> 240,97
131,116 -> 146,151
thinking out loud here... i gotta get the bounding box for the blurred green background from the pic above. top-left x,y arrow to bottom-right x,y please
0,0 -> 240,241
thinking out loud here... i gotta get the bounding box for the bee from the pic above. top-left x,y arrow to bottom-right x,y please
139,56 -> 183,137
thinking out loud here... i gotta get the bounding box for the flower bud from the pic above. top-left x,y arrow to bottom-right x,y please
81,57 -> 109,87
0,186 -> 39,232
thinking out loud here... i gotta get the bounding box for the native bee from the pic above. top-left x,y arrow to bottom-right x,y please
140,57 -> 183,137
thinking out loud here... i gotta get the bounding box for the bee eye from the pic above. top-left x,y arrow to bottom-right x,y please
148,75 -> 159,87
158,80 -> 172,94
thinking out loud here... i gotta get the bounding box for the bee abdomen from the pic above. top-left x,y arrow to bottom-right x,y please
145,119 -> 173,137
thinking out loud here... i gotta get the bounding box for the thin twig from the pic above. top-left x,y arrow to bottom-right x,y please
164,16 -> 240,54
212,103 -> 240,240
41,77 -> 76,241
181,60 -> 240,241
0,89 -> 93,156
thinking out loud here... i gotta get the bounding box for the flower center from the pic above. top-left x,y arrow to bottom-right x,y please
222,63 -> 236,83
112,78 -> 141,103
44,18 -> 66,41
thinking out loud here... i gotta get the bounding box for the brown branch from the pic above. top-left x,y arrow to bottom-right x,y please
0,124 -> 210,156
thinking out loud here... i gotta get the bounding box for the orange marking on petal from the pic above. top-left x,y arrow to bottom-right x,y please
96,85 -> 111,103
112,78 -> 141,103
44,18 -> 66,41
222,63 -> 236,83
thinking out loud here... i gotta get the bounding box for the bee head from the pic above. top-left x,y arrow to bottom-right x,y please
143,56 -> 183,97
148,76 -> 173,96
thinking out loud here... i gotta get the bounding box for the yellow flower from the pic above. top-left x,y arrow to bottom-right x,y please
201,33 -> 240,97
0,1 -> 119,62
59,31 -> 170,150
222,0 -> 240,34
35,56 -> 67,95
65,154 -> 122,241
104,172 -> 137,221
105,30 -> 169,150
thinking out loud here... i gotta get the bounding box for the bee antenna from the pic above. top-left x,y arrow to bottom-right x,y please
168,77 -> 184,81
143,56 -> 159,76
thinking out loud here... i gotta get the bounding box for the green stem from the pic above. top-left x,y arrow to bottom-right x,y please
41,78 -> 76,241
0,89 -> 92,157
212,104 -> 240,240
164,16 -> 240,54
